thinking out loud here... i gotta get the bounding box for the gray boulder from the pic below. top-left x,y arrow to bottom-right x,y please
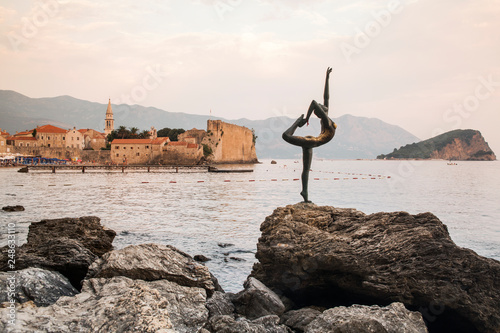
0,276 -> 175,332
280,308 -> 322,332
251,203 -> 500,333
233,277 -> 286,320
87,243 -> 218,296
207,291 -> 235,317
305,303 -> 427,333
208,315 -> 290,333
0,216 -> 116,289
0,238 -> 97,289
0,268 -> 78,307
147,279 -> 208,333
26,216 -> 116,256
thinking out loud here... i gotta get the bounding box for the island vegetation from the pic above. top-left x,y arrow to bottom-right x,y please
377,129 -> 496,161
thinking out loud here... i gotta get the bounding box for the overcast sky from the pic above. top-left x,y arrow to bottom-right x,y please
1,0 -> 499,153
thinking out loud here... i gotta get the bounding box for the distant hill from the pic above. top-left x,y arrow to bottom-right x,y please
377,129 -> 496,161
0,90 -> 420,159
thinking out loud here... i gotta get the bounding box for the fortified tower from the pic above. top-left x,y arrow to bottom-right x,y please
104,99 -> 114,137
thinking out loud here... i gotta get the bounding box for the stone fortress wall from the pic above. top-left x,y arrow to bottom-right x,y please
203,120 -> 258,164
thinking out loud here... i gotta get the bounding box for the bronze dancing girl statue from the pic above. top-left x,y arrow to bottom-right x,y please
282,67 -> 337,203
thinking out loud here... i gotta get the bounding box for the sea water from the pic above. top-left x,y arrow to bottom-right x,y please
1,159 -> 499,292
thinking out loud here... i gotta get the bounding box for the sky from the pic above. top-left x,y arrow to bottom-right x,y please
1,0 -> 499,153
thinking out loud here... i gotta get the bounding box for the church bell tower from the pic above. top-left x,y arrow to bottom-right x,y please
104,99 -> 114,137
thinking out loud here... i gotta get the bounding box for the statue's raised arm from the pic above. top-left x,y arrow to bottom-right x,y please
324,67 -> 332,109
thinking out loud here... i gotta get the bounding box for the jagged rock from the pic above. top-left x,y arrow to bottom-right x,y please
195,254 -> 211,262
251,203 -> 500,333
27,216 -> 115,256
2,205 -> 24,212
208,314 -> 290,333
0,268 -> 78,307
218,243 -> 234,248
0,238 -> 97,289
206,291 -> 235,317
280,308 -> 322,332
304,303 -> 427,333
87,243 -> 218,296
0,216 -> 115,289
0,276 -> 175,332
233,277 -> 286,320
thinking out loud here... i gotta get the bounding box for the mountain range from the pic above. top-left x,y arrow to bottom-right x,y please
0,90 -> 420,159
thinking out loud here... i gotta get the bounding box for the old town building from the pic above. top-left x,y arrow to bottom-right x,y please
110,137 -> 170,164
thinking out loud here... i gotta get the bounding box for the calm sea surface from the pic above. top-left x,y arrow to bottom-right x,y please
1,159 -> 499,292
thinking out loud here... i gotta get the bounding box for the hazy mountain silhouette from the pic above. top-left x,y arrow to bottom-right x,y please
0,90 -> 420,159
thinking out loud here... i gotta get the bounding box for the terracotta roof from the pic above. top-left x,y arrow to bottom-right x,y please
168,141 -> 188,146
78,129 -> 88,134
152,137 -> 170,145
7,136 -> 37,141
13,130 -> 33,137
187,143 -> 198,149
112,139 -> 153,144
0,130 -> 10,136
36,125 -> 67,134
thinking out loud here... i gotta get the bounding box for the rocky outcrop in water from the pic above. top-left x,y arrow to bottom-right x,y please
2,205 -> 24,212
251,203 -> 500,333
0,216 -> 115,289
12,210 -> 495,332
378,129 -> 496,161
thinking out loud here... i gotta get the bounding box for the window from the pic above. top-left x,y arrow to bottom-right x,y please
41,136 -> 44,139
116,154 -> 119,157
72,137 -> 74,141
146,145 -> 150,149
136,153 -> 140,156
115,146 -> 119,149
123,147 -> 126,149
48,144 -> 51,147
77,137 -> 79,140
48,136 -> 50,140
63,137 -> 65,140
131,147 -> 133,150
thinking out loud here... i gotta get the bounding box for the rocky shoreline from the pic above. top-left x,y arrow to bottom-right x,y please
1,204 -> 499,332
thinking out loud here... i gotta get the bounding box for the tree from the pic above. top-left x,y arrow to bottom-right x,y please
32,128 -> 37,137
130,127 -> 139,137
157,128 -> 185,142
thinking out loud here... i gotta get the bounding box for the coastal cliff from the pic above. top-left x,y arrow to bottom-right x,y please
377,129 -> 496,161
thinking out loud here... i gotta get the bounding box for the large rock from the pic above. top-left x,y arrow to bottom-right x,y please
27,216 -> 116,256
0,276 -> 175,332
280,308 -> 322,332
233,277 -> 286,320
0,238 -> 97,289
87,243 -> 218,296
0,268 -> 78,307
305,303 -> 427,333
147,279 -> 208,333
206,291 -> 235,317
208,315 -> 290,333
0,216 -> 116,289
251,203 -> 500,333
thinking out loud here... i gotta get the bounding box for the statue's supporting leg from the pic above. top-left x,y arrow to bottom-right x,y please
300,147 -> 313,203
